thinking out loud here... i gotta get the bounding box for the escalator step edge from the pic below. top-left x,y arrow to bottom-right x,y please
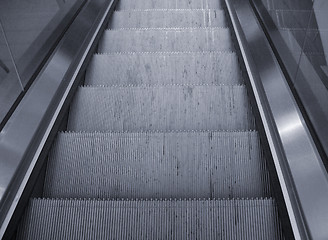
115,0 -> 224,10
85,52 -> 244,86
17,198 -> 283,240
67,85 -> 256,132
44,131 -> 271,199
98,28 -> 234,53
109,9 -> 227,29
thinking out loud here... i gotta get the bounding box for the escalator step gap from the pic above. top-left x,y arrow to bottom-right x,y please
60,129 -> 258,134
33,197 -> 274,201
82,83 -> 246,87
106,27 -> 229,30
94,51 -> 236,55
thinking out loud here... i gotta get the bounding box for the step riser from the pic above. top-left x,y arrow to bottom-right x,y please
109,10 -> 227,29
86,53 -> 243,86
44,132 -> 271,198
68,86 -> 255,132
116,0 -> 224,10
98,29 -> 234,53
17,199 -> 283,240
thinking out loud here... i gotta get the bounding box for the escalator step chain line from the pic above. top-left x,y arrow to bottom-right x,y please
17,0 -> 285,238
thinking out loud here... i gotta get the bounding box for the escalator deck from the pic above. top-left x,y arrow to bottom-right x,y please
17,0 -> 284,238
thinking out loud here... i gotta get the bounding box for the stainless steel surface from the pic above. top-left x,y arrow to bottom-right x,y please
0,0 -> 117,237
226,0 -> 328,239
252,0 -> 328,172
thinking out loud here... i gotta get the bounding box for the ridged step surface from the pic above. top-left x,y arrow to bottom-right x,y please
116,0 -> 223,10
18,199 -> 283,240
98,28 -> 233,53
86,52 -> 243,86
109,9 -> 227,29
44,131 -> 271,198
68,86 -> 255,132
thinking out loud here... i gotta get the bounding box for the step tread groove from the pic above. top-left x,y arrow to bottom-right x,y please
17,198 -> 283,240
44,131 -> 271,199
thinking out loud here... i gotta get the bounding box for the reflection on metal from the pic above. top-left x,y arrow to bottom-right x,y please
0,0 -> 85,130
56,0 -> 67,9
226,0 -> 328,239
321,65 -> 328,77
252,0 -> 328,170
0,60 -> 9,74
0,18 -> 23,90
313,1 -> 328,60
278,113 -> 303,137
0,0 -> 117,237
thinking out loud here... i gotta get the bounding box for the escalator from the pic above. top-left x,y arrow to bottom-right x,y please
13,0 -> 285,238
1,0 -> 328,239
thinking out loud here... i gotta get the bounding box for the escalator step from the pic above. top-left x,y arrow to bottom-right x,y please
109,9 -> 227,29
17,198 -> 283,240
44,131 -> 271,198
67,85 -> 255,132
86,52 -> 243,86
98,28 -> 234,53
116,0 -> 223,10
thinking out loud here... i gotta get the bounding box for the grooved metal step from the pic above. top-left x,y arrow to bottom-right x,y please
85,52 -> 243,86
116,0 -> 224,10
109,9 -> 227,29
17,198 -> 283,240
67,85 -> 255,132
44,131 -> 271,198
98,28 -> 234,53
